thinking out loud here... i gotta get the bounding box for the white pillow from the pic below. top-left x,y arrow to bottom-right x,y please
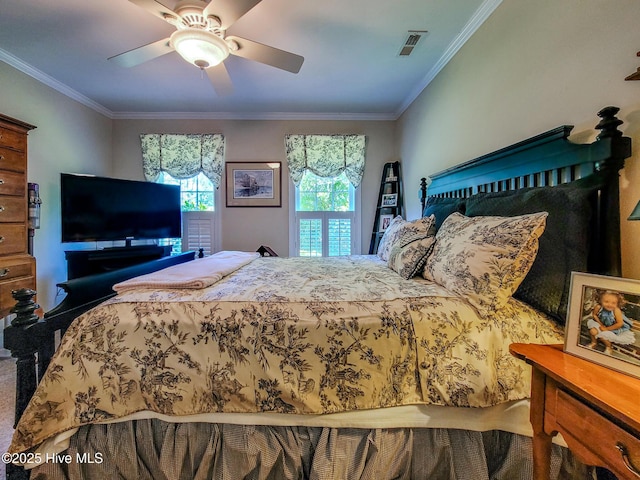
423,212 -> 548,316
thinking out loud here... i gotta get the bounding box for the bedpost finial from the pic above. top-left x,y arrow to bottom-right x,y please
419,177 -> 431,211
419,178 -> 427,195
595,106 -> 623,140
10,288 -> 40,327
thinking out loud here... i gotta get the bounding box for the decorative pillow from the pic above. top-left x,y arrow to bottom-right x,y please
422,196 -> 466,230
423,212 -> 548,317
377,216 -> 403,260
464,175 -> 603,324
388,234 -> 436,279
377,215 -> 435,262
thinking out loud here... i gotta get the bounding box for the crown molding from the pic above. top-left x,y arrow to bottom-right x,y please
111,110 -> 397,121
395,0 -> 503,118
0,48 -> 396,121
0,48 -> 113,118
1,0 -> 500,123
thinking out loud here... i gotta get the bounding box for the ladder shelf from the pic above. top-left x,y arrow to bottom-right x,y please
368,161 -> 404,254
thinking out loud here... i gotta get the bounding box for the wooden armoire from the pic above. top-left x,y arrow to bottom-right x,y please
0,113 -> 36,317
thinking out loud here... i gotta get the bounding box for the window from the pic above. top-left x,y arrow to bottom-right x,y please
157,172 -> 218,255
292,171 -> 360,256
159,171 -> 215,212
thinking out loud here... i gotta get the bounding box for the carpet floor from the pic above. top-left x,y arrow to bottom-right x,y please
0,357 -> 15,480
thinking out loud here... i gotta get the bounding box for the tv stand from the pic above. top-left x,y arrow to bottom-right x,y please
65,245 -> 172,280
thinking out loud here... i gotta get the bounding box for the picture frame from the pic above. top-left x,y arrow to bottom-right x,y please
379,214 -> 394,232
225,162 -> 281,207
564,272 -> 640,379
381,193 -> 397,207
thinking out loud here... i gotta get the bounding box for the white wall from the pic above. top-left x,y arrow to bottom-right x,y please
398,0 -> 640,279
0,63 -> 112,310
112,119 -> 396,256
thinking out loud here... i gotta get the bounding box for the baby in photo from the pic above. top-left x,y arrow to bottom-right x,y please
587,290 -> 636,355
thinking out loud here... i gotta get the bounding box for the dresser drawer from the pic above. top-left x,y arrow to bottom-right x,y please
0,224 -> 27,255
0,170 -> 25,196
556,389 -> 640,478
0,125 -> 27,152
0,255 -> 34,281
0,196 -> 26,223
0,147 -> 26,173
0,275 -> 35,317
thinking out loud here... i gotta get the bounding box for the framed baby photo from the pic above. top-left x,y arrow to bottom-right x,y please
564,272 -> 640,379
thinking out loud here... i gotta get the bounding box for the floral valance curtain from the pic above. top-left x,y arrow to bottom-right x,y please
141,134 -> 225,187
284,134 -> 366,187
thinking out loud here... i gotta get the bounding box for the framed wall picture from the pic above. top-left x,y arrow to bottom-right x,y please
381,193 -> 397,207
564,272 -> 640,379
225,162 -> 281,207
379,214 -> 394,232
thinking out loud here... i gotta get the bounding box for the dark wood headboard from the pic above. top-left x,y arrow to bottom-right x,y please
419,106 -> 632,278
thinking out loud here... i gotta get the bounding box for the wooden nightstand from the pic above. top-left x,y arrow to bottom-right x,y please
510,343 -> 640,480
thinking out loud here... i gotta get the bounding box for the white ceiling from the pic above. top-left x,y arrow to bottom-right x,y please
0,0 -> 498,120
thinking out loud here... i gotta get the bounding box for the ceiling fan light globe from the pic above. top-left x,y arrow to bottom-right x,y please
170,28 -> 229,69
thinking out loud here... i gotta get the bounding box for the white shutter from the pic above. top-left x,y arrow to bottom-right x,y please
298,216 -> 323,256
182,211 -> 215,256
296,212 -> 354,256
328,217 -> 352,255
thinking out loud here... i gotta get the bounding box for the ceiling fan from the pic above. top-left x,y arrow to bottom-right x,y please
109,0 -> 304,96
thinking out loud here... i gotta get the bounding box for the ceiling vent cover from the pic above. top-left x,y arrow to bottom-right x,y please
399,30 -> 427,56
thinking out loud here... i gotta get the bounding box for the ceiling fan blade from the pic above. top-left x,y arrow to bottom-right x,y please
203,0 -> 262,29
128,0 -> 178,23
227,36 -> 304,74
109,38 -> 174,68
206,63 -> 234,96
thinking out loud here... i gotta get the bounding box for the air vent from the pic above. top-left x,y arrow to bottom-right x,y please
399,30 -> 428,56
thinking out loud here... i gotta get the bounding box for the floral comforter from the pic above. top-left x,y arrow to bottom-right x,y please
10,255 -> 564,454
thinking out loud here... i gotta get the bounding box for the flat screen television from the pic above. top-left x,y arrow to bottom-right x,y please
61,173 -> 182,244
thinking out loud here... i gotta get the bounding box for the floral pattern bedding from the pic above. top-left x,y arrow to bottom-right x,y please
10,255 -> 564,454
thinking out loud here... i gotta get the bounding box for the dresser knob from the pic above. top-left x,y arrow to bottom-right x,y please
0,206 -> 5,212
0,236 -> 4,243
0,155 -> 4,161
0,268 -> 9,277
0,179 -> 4,185
617,443 -> 640,477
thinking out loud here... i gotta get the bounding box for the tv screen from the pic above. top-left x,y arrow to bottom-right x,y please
61,173 -> 182,243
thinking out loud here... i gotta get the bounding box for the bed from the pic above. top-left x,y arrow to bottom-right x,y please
3,106 -> 632,479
